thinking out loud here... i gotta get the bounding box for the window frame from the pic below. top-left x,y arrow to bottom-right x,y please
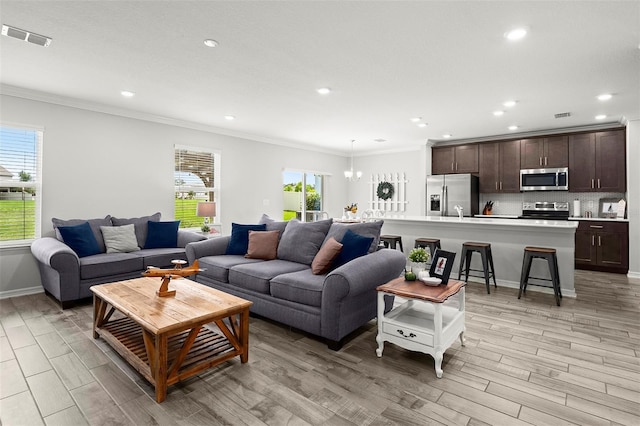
0,123 -> 43,248
174,144 -> 221,230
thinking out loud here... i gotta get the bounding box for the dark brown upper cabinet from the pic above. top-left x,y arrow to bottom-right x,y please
569,130 -> 626,192
432,144 -> 478,175
479,140 -> 521,193
520,136 -> 568,169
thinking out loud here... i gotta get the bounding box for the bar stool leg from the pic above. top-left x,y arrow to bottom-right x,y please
464,250 -> 473,283
480,250 -> 491,294
522,253 -> 533,295
549,255 -> 561,306
518,252 -> 528,299
487,248 -> 497,288
398,239 -> 403,253
457,247 -> 468,280
553,255 -> 562,299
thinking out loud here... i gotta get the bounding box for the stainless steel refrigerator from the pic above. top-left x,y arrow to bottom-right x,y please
426,174 -> 479,217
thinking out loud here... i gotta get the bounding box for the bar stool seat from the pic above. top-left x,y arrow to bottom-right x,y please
518,246 -> 562,306
457,242 -> 497,294
379,235 -> 403,252
414,238 -> 441,264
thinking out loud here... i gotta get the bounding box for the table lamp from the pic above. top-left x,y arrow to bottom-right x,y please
196,202 -> 216,233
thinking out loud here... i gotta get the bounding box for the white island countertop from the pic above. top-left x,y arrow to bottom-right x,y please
382,215 -> 578,230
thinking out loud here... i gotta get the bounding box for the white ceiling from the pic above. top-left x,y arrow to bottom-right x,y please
1,1 -> 638,155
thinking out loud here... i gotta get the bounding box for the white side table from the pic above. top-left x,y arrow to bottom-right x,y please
376,277 -> 466,378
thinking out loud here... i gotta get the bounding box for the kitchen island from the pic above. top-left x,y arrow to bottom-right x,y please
380,216 -> 579,297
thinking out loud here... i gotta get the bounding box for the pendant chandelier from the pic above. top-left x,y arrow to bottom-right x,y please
344,139 -> 362,181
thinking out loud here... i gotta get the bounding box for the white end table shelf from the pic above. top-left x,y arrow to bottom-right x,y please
376,277 -> 466,378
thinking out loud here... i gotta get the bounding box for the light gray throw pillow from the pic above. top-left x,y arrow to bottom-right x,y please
111,212 -> 161,248
277,219 -> 333,265
100,224 -> 141,253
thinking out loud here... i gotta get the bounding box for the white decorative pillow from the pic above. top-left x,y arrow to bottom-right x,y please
100,224 -> 141,253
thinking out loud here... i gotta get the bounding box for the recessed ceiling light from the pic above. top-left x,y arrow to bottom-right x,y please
203,39 -> 218,48
417,123 -> 427,128
442,134 -> 452,139
505,28 -> 527,41
374,138 -> 387,143
595,114 -> 607,120
120,90 -> 135,98
508,125 -> 519,131
410,117 -> 422,122
317,87 -> 331,95
597,94 -> 612,101
493,110 -> 505,116
503,100 -> 517,107
224,115 -> 235,121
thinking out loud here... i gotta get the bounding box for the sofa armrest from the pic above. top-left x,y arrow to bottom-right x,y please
31,237 -> 80,271
323,249 -> 406,300
177,229 -> 207,248
186,236 -> 231,264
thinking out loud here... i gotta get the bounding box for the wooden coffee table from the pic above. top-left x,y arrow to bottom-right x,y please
376,277 -> 465,378
91,277 -> 252,402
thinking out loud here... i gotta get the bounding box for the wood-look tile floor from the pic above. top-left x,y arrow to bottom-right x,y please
1,270 -> 639,425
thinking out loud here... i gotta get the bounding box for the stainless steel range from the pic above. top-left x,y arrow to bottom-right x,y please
520,201 -> 570,220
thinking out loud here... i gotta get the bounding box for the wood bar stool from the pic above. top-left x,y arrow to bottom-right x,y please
518,247 -> 562,306
379,235 -> 403,252
457,242 -> 497,294
414,238 -> 441,264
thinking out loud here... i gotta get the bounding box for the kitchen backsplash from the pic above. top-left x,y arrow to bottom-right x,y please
479,192 -> 626,216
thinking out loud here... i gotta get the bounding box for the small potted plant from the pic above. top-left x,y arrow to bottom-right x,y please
408,247 -> 430,274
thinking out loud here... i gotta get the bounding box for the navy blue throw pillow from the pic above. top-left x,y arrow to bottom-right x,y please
226,223 -> 267,255
58,222 -> 102,258
144,220 -> 180,249
334,229 -> 374,268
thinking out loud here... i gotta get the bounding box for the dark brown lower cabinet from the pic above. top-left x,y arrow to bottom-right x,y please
575,221 -> 629,273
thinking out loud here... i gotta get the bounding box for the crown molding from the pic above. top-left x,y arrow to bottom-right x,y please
427,121 -> 626,146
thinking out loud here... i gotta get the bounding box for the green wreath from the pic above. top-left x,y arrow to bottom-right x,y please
377,181 -> 394,200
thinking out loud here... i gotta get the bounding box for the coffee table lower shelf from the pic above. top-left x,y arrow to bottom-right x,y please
96,317 -> 236,389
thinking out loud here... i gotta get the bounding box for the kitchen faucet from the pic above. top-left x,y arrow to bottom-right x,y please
454,205 -> 464,219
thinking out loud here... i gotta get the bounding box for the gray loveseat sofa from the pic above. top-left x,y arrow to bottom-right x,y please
30,212 -> 205,308
186,216 -> 406,350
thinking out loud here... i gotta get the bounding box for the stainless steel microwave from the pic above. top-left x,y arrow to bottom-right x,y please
520,167 -> 568,191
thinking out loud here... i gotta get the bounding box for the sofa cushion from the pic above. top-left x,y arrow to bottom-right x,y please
57,222 -> 102,258
270,269 -> 326,307
311,237 -> 343,275
229,260 -> 308,294
79,252 -> 143,280
197,255 -> 262,283
100,224 -> 140,253
258,214 -> 288,238
334,229 -> 374,268
112,212 -> 161,248
277,219 -> 333,265
53,215 -> 112,253
133,248 -> 188,269
226,223 -> 267,255
323,220 -> 383,254
245,230 -> 280,260
144,221 -> 180,249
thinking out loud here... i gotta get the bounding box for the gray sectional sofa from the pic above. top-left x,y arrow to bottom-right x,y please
186,216 -> 406,350
30,213 -> 206,308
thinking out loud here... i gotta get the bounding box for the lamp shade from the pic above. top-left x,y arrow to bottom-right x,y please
196,202 -> 216,217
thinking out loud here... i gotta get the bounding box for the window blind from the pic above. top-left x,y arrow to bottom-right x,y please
174,146 -> 218,228
0,126 -> 42,244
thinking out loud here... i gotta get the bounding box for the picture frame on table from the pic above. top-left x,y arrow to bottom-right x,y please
429,250 -> 456,285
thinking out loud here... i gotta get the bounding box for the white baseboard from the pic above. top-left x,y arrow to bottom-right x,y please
627,270 -> 640,280
0,286 -> 44,300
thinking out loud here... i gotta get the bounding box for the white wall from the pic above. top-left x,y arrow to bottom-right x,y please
347,145 -> 428,216
0,94 -> 349,294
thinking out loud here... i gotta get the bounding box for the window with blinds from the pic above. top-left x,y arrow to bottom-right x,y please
0,126 -> 42,245
174,145 -> 219,229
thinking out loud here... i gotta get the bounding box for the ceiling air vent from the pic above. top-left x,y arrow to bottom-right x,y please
1,24 -> 51,47
554,112 -> 571,119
